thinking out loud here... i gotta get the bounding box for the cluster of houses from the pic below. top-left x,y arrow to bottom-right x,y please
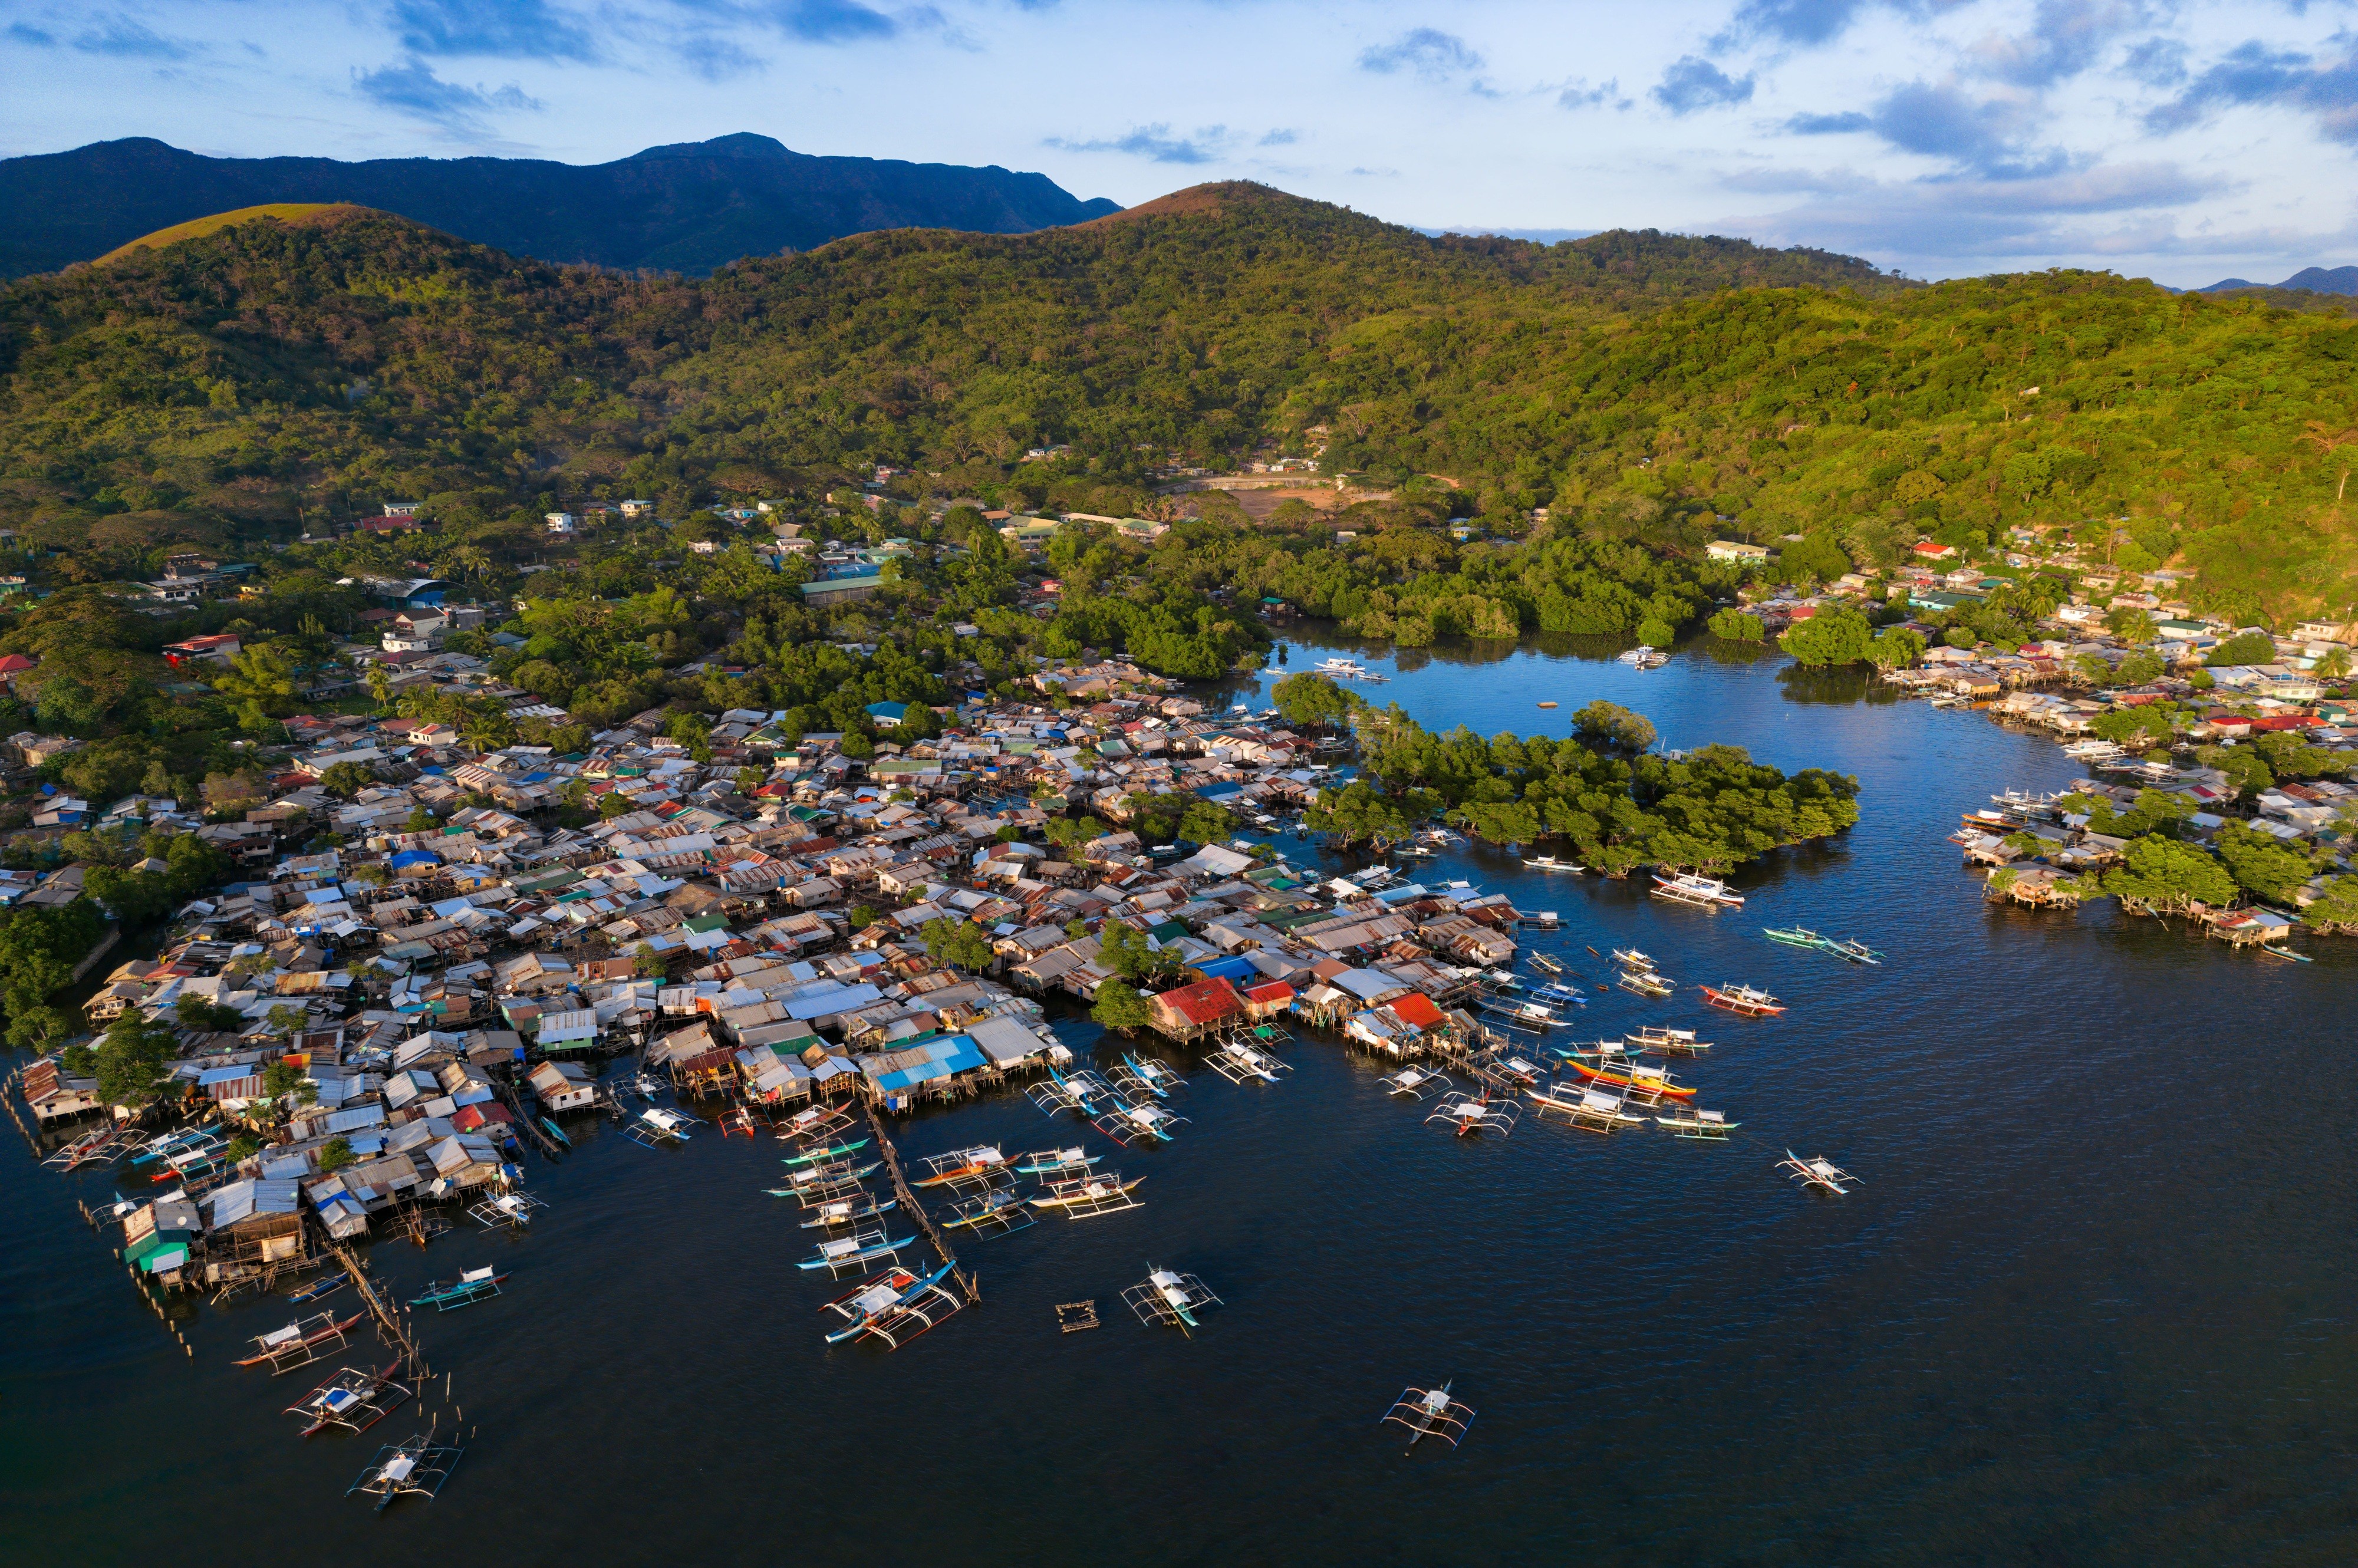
25,664 -> 1532,1294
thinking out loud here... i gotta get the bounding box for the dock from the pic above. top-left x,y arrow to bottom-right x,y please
862,1104 -> 979,1306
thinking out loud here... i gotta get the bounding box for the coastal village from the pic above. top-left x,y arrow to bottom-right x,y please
8,491 -> 2358,1500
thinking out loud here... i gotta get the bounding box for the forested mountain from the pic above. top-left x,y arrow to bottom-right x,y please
1,181 -> 2352,620
0,134 -> 1121,278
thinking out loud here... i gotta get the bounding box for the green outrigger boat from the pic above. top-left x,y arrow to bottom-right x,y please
1762,927 -> 1885,964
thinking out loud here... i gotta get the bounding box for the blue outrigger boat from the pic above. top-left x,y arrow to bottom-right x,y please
407,1266 -> 506,1312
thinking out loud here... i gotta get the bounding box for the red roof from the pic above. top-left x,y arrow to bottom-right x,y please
1387,992 -> 1446,1029
1155,977 -> 1244,1026
0,653 -> 38,673
2249,715 -> 2318,732
1244,981 -> 1295,1006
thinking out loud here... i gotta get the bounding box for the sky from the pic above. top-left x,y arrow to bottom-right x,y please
2,0 -> 2354,285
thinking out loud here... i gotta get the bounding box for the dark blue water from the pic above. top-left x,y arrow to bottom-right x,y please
8,636 -> 2353,1567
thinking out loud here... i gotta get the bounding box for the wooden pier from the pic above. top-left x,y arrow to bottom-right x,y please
330,1240 -> 430,1379
862,1104 -> 979,1305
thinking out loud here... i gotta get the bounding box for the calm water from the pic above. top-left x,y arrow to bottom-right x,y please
8,635 -> 2354,1567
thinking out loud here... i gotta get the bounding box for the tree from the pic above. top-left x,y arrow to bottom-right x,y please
318,1137 -> 357,1173
262,1059 -> 316,1105
75,1013 -> 179,1107
175,994 -> 244,1032
2214,823 -> 2317,904
1177,800 -> 1235,845
1303,780 -> 1412,846
2207,630 -> 2277,667
1779,531 -> 1852,584
1779,608 -> 1876,666
319,761 -> 376,799
2105,834 -> 2238,914
2301,875 -> 2358,933
632,941 -> 667,978
1571,700 -> 1657,752
1091,979 -> 1156,1033
921,916 -> 996,973
1866,627 -> 1927,668
1708,608 -> 1764,641
1270,671 -> 1358,729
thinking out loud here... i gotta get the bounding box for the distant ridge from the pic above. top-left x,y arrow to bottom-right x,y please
0,135 -> 1122,278
2196,265 -> 2357,295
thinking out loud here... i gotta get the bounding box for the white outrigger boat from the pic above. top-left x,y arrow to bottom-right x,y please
1656,1106 -> 1737,1140
1425,1091 -> 1519,1138
1526,855 -> 1582,872
1779,1149 -> 1858,1195
1378,1065 -> 1454,1101
624,1106 -> 702,1147
798,1193 -> 898,1228
1618,646 -> 1669,669
1029,1171 -> 1147,1218
1651,871 -> 1745,908
1013,1147 -> 1100,1177
1204,1040 -> 1290,1085
1094,1098 -> 1190,1146
1381,1381 -> 1476,1451
1123,1264 -> 1222,1335
1526,1081 -> 1647,1134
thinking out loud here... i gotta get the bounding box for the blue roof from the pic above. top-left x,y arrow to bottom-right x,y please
865,701 -> 910,722
390,849 -> 441,868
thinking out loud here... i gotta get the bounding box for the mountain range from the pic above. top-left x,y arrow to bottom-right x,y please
0,134 -> 1121,278
2196,266 -> 2358,295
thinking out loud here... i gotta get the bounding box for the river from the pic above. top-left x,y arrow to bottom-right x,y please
4,632 -> 2350,1567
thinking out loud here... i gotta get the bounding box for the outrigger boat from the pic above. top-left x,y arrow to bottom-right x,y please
1609,948 -> 1656,970
1779,1149 -> 1858,1195
286,1271 -> 350,1305
1204,1040 -> 1290,1085
1527,1081 -> 1646,1134
821,1262 -> 961,1346
798,1194 -> 898,1228
1029,1172 -> 1147,1218
237,1312 -> 364,1373
1526,856 -> 1582,872
624,1106 -> 702,1147
766,1159 -> 881,1201
286,1362 -> 412,1438
780,1137 -> 871,1168
1378,1065 -> 1453,1101
1564,1057 -> 1696,1102
465,1190 -> 544,1230
1014,1147 -> 1100,1177
941,1186 -> 1035,1240
1119,1053 -> 1188,1096
1656,1106 -> 1738,1140
1426,1091 -> 1519,1138
1381,1381 -> 1476,1451
1702,983 -> 1786,1017
407,1267 -> 506,1312
1123,1265 -> 1221,1335
777,1102 -> 857,1144
1617,969 -> 1675,999
1628,1025 -> 1709,1056
1763,924 -> 1827,949
1530,982 -> 1587,1009
1481,1000 -> 1563,1030
1026,1065 -> 1114,1118
347,1433 -> 464,1511
1486,1055 -> 1544,1087
913,1145 -> 1012,1193
1827,937 -> 1884,965
1529,953 -> 1566,975
798,1226 -> 915,1274
1095,1099 -> 1190,1146
1652,871 -> 1745,908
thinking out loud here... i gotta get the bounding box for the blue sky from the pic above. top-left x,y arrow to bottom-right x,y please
2,0 -> 2353,285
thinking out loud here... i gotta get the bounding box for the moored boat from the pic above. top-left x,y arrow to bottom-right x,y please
1652,871 -> 1745,908
1702,983 -> 1785,1017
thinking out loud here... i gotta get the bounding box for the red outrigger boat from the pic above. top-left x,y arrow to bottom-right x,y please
1701,984 -> 1786,1017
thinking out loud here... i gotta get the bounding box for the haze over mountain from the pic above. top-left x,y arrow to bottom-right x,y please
0,134 -> 1122,279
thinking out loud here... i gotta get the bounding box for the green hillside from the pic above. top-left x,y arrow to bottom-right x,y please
0,182 -> 2351,617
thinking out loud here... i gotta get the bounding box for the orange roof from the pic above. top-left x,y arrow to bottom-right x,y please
1244,981 -> 1295,1006
1387,992 -> 1446,1029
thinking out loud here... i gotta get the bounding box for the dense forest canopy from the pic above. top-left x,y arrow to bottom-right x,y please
1,182 -> 2351,617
